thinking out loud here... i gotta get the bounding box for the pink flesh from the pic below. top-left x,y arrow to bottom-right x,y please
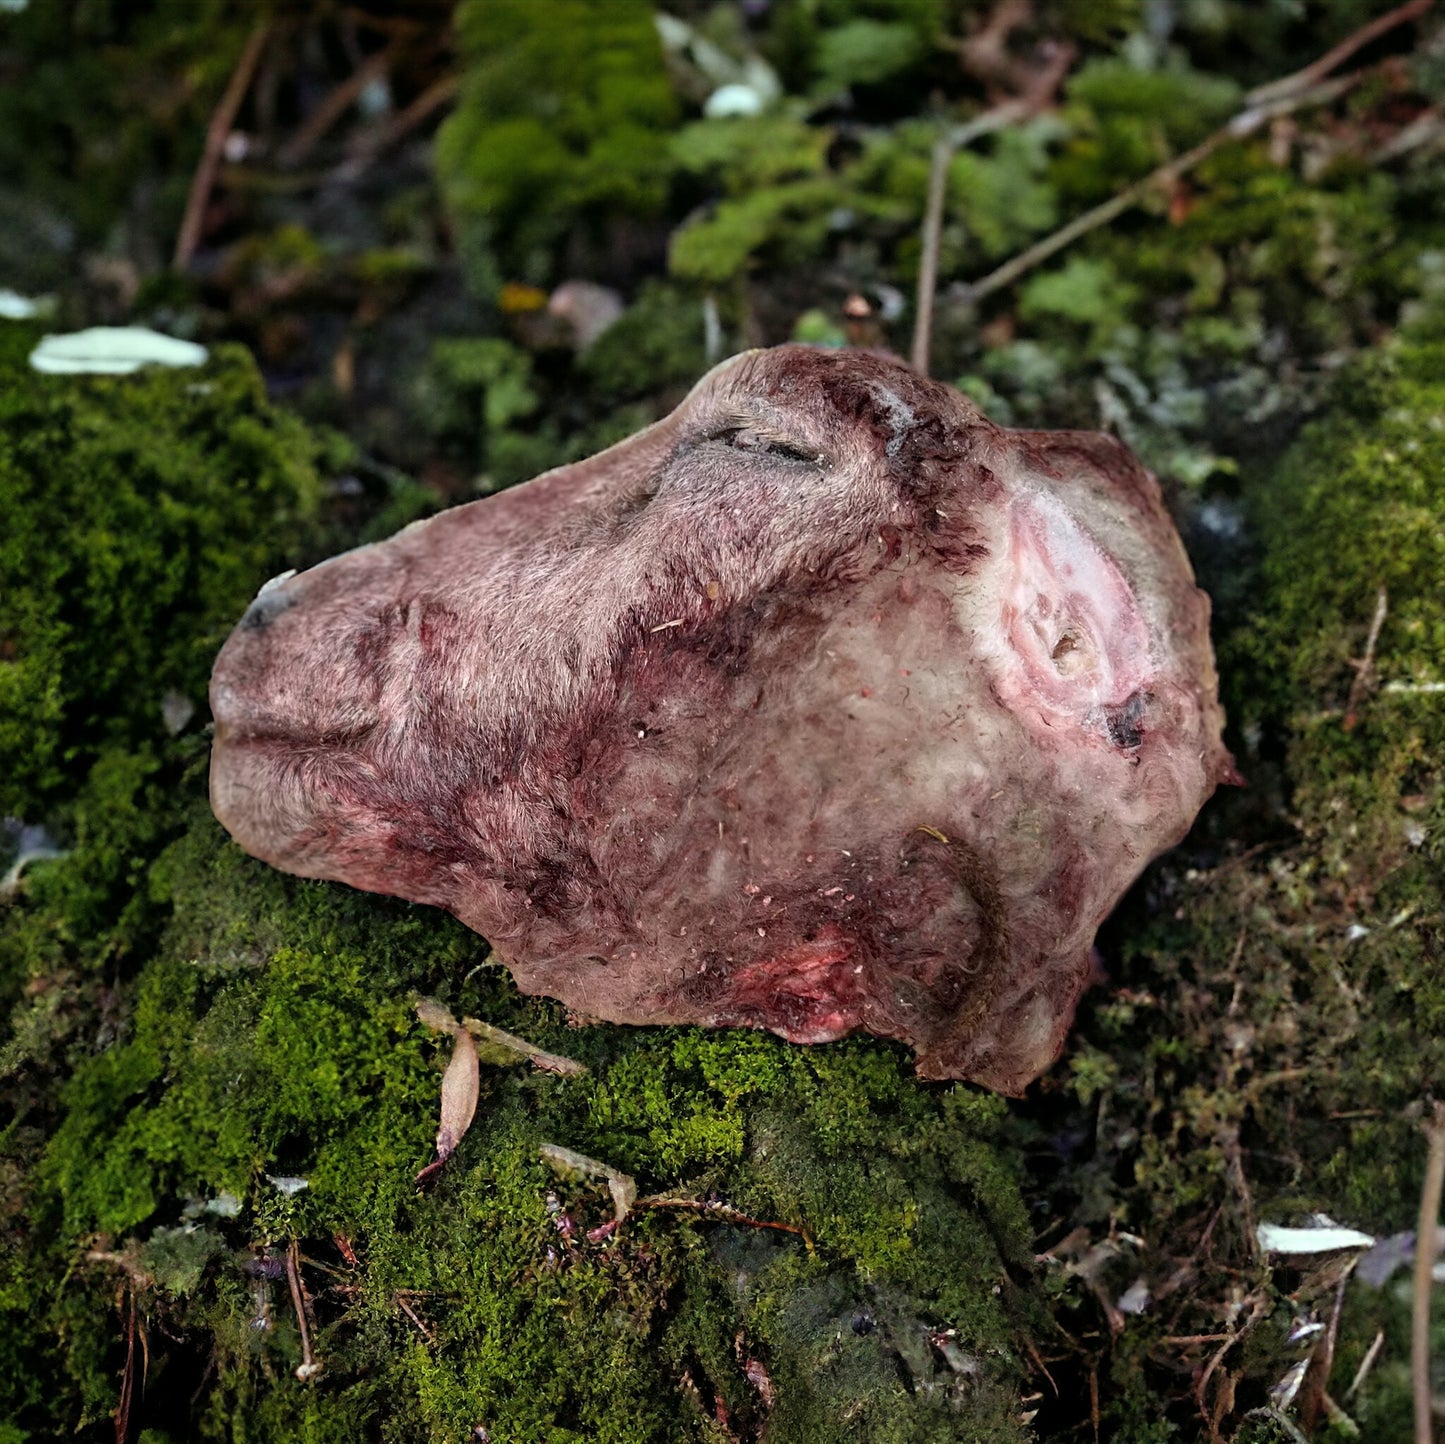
1002,494 -> 1153,719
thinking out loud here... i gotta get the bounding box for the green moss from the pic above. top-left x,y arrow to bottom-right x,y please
1023,333 -> 1445,1439
435,0 -> 678,287
0,330 -> 323,818
3,798 -> 1036,1440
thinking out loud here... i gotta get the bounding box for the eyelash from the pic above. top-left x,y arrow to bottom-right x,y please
707,426 -> 825,467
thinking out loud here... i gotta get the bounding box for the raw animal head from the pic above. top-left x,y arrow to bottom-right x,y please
210,346 -> 1233,1091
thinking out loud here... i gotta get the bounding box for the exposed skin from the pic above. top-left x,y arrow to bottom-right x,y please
210,346 -> 1234,1091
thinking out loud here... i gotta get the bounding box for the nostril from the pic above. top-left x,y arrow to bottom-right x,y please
240,572 -> 298,631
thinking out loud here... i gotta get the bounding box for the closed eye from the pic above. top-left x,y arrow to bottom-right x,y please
703,424 -> 827,467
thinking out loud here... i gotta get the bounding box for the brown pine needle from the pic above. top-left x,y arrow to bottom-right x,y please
174,21 -> 271,269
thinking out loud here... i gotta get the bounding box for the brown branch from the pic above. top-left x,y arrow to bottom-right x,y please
954,72 -> 1360,310
911,0 -> 1078,374
1413,1103 -> 1445,1444
1247,0 -> 1434,106
286,1240 -> 321,1382
1346,1327 -> 1386,1400
912,129 -> 959,376
174,20 -> 271,270
1345,585 -> 1388,729
278,42 -> 397,169
114,1289 -> 138,1444
638,1194 -> 815,1249
345,70 -> 459,164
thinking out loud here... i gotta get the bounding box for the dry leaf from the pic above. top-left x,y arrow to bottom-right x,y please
538,1143 -> 636,1224
436,1027 -> 479,1161
462,1016 -> 587,1076
415,996 -> 460,1035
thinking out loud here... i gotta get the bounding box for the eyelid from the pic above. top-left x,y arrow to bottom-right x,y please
697,420 -> 829,467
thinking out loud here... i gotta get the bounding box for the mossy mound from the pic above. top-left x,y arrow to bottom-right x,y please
1027,338 -> 1445,1440
5,805 -> 1037,1442
0,324 -> 325,819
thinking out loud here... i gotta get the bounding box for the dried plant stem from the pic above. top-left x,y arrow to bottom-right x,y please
1347,1328 -> 1386,1400
1346,586 -> 1389,728
1247,0 -> 1433,106
174,21 -> 271,269
1413,1104 -> 1445,1444
278,42 -> 397,168
953,0 -> 1430,317
115,1289 -> 138,1444
345,71 -> 459,164
639,1194 -> 814,1249
957,72 -> 1358,310
286,1240 -> 319,1381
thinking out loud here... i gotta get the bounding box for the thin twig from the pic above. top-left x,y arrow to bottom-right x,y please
955,73 -> 1358,310
1247,0 -> 1433,105
912,105 -> 1027,374
174,20 -> 271,269
1346,1327 -> 1386,1400
395,1293 -> 438,1345
912,135 -> 953,375
638,1194 -> 815,1250
911,33 -> 1073,375
345,71 -> 459,163
1413,1103 -> 1445,1444
286,1240 -> 320,1382
1345,585 -> 1388,729
959,0 -> 1437,301
115,1288 -> 138,1444
278,42 -> 397,168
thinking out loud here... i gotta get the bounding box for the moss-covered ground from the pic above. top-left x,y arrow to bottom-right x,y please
4,2 -> 1445,1439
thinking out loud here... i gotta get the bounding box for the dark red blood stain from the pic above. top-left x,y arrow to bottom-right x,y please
209,346 -> 1233,1091
714,931 -> 866,1044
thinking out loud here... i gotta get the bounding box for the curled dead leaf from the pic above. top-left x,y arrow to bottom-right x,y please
416,1026 -> 479,1185
538,1143 -> 637,1225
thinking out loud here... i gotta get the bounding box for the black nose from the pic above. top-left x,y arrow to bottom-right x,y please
240,574 -> 298,631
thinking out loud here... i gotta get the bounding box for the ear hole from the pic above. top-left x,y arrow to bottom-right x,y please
1003,496 -> 1151,713
1050,631 -> 1081,666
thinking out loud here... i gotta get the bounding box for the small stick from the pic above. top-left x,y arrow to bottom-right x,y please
1413,1103 -> 1445,1444
396,1293 -> 437,1345
174,20 -> 271,269
345,71 -> 459,163
278,43 -> 397,168
956,72 -> 1359,310
1247,0 -> 1433,106
463,1016 -> 588,1076
912,130 -> 958,376
1345,586 -> 1388,729
1346,1327 -> 1386,1400
286,1241 -> 320,1381
115,1289 -> 138,1444
638,1194 -> 814,1249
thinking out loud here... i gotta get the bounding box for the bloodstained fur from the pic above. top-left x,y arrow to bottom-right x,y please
210,346 -> 1232,1091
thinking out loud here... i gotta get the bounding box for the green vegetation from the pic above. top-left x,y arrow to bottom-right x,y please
436,0 -> 679,288
5,0 -> 1445,1438
0,328 -> 324,819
